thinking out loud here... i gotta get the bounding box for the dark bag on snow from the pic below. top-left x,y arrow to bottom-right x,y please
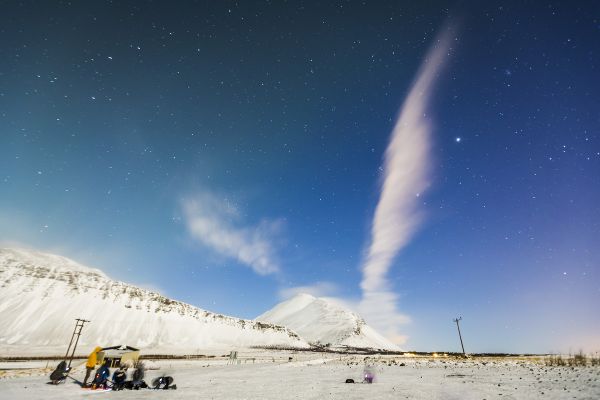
49,361 -> 70,383
152,376 -> 175,390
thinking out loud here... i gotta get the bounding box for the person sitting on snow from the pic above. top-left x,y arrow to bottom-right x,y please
112,365 -> 127,390
91,359 -> 111,389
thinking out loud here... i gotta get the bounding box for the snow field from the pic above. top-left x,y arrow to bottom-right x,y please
1,352 -> 599,399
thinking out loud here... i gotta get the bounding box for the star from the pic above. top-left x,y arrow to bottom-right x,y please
455,137 -> 462,143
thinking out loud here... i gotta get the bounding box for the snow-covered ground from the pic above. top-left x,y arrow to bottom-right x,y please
1,351 -> 598,399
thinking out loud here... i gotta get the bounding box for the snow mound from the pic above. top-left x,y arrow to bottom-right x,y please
0,248 -> 308,356
256,293 -> 400,351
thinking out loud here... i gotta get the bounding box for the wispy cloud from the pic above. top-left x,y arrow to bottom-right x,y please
182,192 -> 282,275
359,27 -> 456,344
278,282 -> 339,300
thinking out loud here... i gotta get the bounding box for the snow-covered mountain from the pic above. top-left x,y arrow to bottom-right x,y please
0,248 -> 308,356
256,293 -> 400,351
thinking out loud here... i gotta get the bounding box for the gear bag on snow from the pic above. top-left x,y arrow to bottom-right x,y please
151,376 -> 176,390
49,360 -> 70,384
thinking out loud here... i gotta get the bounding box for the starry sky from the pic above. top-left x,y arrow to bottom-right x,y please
1,1 -> 599,354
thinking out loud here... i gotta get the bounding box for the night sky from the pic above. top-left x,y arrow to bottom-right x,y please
1,1 -> 599,353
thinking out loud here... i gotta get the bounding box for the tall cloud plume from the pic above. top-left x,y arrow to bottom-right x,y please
359,27 -> 456,344
182,192 -> 281,275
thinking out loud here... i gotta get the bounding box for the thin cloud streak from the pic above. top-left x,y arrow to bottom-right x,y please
278,282 -> 339,300
182,192 -> 282,275
359,27 -> 456,344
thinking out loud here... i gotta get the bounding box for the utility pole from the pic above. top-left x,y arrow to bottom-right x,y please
453,317 -> 466,356
65,318 -> 90,368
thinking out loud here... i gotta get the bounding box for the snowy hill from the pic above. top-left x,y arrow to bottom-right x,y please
256,293 -> 400,351
0,248 -> 308,356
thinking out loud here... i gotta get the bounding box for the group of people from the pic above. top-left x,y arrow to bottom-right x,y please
81,346 -> 175,390
82,346 -> 144,390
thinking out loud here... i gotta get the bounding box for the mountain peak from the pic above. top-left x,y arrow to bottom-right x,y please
291,292 -> 316,300
257,294 -> 400,351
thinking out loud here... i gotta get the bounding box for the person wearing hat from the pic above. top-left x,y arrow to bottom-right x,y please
82,346 -> 103,387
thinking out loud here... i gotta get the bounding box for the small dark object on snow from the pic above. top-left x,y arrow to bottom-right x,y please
345,378 -> 355,383
134,380 -> 148,390
125,380 -> 148,390
151,376 -> 176,390
49,360 -> 70,384
136,381 -> 148,390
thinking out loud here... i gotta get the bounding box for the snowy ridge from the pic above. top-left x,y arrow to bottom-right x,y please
256,293 -> 400,351
0,248 -> 308,356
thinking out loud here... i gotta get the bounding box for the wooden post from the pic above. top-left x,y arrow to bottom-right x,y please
63,320 -> 80,360
67,318 -> 90,368
453,317 -> 466,356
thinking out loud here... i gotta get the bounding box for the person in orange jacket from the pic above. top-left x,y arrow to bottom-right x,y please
82,346 -> 103,387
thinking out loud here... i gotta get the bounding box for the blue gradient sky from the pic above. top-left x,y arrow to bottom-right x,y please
1,1 -> 599,353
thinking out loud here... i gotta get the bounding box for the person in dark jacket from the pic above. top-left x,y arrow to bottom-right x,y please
91,359 -> 111,389
112,365 -> 127,390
